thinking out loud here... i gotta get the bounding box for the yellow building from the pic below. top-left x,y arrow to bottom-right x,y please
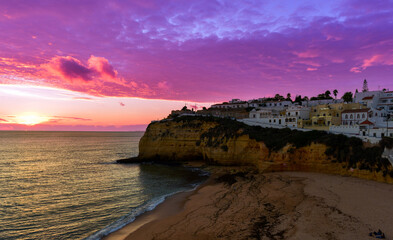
307,103 -> 364,130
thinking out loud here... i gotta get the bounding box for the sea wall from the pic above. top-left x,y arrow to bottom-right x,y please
137,116 -> 393,184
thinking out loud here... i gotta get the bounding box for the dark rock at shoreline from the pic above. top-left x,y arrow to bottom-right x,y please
116,157 -> 144,164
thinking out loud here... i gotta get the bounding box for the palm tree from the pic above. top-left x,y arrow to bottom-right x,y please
333,89 -> 338,99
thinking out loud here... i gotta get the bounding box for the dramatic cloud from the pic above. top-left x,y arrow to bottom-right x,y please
42,55 -> 118,84
88,56 -> 118,80
0,0 -> 392,101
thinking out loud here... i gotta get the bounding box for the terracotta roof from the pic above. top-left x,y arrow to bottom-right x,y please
360,119 -> 374,125
379,97 -> 393,99
362,96 -> 374,100
341,108 -> 370,113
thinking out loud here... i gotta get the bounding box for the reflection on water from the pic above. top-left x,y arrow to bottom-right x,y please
0,131 -> 205,240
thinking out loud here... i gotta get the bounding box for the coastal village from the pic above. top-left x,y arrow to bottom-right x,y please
170,80 -> 393,143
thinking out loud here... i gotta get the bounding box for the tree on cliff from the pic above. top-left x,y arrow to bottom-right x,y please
182,106 -> 188,111
333,89 -> 338,99
342,92 -> 353,103
362,79 -> 369,92
286,93 -> 292,101
325,90 -> 331,99
274,94 -> 285,101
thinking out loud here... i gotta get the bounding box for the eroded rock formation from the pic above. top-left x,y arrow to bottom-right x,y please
133,116 -> 393,183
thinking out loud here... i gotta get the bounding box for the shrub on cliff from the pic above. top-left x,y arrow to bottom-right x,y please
190,116 -> 393,176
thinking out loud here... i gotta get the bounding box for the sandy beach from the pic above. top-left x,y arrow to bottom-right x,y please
104,170 -> 393,240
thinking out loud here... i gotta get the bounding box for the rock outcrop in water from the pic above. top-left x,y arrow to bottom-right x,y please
122,116 -> 393,183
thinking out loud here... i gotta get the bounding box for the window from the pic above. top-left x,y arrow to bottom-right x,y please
362,114 -> 365,118
376,113 -> 378,117
345,115 -> 348,119
357,114 -> 360,119
296,112 -> 298,116
350,114 -> 353,119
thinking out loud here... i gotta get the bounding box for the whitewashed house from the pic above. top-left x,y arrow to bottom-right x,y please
285,106 -> 311,127
265,101 -> 292,109
377,91 -> 393,114
341,108 -> 370,126
302,99 -> 343,107
211,99 -> 249,109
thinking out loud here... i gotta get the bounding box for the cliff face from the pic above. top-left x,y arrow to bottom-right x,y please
138,117 -> 393,183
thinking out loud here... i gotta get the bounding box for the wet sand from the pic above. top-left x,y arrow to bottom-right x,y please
105,171 -> 393,240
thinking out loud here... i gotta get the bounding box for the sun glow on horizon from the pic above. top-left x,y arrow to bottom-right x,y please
15,114 -> 50,126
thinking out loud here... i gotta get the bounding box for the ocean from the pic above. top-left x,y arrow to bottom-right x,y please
0,131 -> 207,240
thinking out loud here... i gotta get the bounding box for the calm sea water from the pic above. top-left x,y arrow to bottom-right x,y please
0,131 -> 206,240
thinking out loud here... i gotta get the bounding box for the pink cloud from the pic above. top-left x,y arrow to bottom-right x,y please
351,54 -> 393,73
307,67 -> 318,71
119,102 -> 125,107
0,123 -> 147,131
52,116 -> 92,121
157,81 -> 169,90
43,56 -> 93,83
88,55 -> 118,80
294,50 -> 319,58
42,55 -> 119,84
0,0 -> 393,102
72,97 -> 94,100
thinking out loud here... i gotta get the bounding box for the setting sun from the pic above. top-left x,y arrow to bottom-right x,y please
15,114 -> 50,126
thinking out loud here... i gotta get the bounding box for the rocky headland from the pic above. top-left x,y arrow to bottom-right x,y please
118,116 -> 393,184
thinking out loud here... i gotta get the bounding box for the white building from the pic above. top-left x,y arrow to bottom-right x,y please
302,99 -> 343,107
286,106 -> 310,119
354,90 -> 382,104
284,106 -> 311,127
377,91 -> 393,114
248,100 -> 265,108
341,108 -> 370,126
211,100 -> 249,109
265,101 -> 292,108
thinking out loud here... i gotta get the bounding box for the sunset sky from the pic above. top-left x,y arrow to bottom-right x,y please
1,0 -> 393,131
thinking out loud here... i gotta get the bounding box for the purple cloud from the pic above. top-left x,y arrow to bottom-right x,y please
0,0 -> 392,101
43,56 -> 93,83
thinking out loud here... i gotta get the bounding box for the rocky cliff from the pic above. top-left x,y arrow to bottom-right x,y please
134,116 -> 393,183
